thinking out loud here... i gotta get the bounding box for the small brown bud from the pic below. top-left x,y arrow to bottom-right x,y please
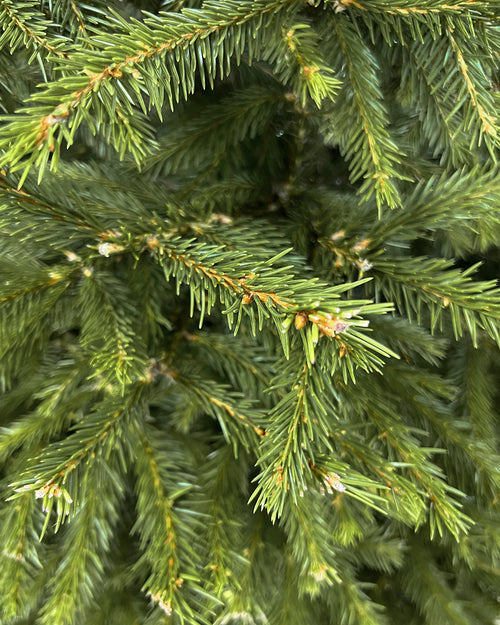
294,312 -> 308,329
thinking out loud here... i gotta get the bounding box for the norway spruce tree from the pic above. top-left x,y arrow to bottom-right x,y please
1,0 -> 500,623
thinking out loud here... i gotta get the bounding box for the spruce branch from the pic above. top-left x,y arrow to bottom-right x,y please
453,508 -> 500,587
0,262 -> 76,376
185,331 -> 274,395
218,511 -> 278,622
368,168 -> 500,249
0,261 -> 73,305
326,14 -> 406,210
267,22 -> 341,107
402,539 -> 471,625
251,360 -> 393,522
144,233 -> 395,366
0,170 -> 103,247
0,360 -> 91,463
251,361 -> 328,521
0,490 -> 44,623
316,228 -> 500,346
332,429 -> 429,526
323,561 -> 388,625
7,381 -> 149,528
195,444 -> 250,594
38,0 -> 112,39
394,364 -> 500,500
131,424 -> 210,624
78,269 -> 148,387
279,495 -> 340,594
164,366 -> 266,448
0,0 -> 69,60
446,26 -> 499,156
0,0 -> 303,180
332,0 -> 494,17
347,530 -> 405,573
270,553 -> 319,625
369,316 -> 448,366
336,371 -> 473,539
145,84 -> 285,177
398,37 -> 474,167
370,257 -> 500,346
35,465 -> 125,625
450,338 -> 498,445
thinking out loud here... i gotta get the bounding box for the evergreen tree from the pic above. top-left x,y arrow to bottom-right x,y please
1,0 -> 500,623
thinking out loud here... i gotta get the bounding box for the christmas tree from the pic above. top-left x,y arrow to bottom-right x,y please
1,0 -> 499,623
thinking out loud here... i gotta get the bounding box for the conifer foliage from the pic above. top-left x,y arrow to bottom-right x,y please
1,0 -> 500,623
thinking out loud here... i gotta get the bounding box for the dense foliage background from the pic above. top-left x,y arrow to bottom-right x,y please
0,0 -> 499,624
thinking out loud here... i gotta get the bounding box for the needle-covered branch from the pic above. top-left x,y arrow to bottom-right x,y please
1,0 -> 500,623
0,0 -> 303,180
